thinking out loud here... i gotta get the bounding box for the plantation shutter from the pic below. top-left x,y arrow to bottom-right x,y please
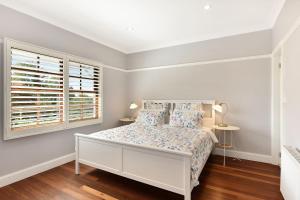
68,61 -> 101,122
10,48 -> 64,131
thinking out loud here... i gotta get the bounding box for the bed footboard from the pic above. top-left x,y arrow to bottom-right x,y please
75,134 -> 192,200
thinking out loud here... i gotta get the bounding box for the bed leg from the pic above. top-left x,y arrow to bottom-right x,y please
184,193 -> 191,200
75,159 -> 80,175
184,157 -> 191,200
75,135 -> 80,175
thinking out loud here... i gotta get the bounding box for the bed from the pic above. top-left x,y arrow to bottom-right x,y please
75,100 -> 217,200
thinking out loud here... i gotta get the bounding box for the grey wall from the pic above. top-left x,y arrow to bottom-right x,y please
126,30 -> 273,156
0,5 -> 127,69
282,26 -> 300,150
272,0 -> 300,50
0,5 -> 128,176
127,30 -> 272,69
128,59 -> 271,155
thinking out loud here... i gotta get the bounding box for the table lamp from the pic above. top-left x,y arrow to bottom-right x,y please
129,102 -> 138,119
213,102 -> 229,127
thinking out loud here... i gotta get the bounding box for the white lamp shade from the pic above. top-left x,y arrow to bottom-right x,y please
213,104 -> 223,113
129,103 -> 138,110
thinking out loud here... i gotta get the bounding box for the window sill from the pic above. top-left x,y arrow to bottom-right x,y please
3,118 -> 103,140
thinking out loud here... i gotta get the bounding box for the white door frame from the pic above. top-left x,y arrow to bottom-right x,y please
271,49 -> 282,165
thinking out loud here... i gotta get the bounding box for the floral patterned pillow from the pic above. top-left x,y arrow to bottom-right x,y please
136,110 -> 165,126
169,110 -> 203,129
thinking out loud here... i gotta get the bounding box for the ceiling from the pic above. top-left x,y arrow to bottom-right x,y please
0,0 -> 285,53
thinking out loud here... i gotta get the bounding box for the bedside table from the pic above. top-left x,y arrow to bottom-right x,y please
213,125 -> 240,166
119,118 -> 135,126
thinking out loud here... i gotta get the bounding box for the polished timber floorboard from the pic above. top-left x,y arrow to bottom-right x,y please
0,155 -> 283,200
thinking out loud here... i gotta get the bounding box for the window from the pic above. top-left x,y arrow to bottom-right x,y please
4,39 -> 103,140
68,61 -> 101,122
10,49 -> 65,131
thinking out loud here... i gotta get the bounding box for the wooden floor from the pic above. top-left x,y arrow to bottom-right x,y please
0,155 -> 283,200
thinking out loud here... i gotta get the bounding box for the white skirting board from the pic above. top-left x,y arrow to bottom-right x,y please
0,153 -> 75,188
0,149 -> 274,188
213,148 -> 274,164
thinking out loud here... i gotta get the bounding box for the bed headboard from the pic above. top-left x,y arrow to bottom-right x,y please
141,100 -> 216,128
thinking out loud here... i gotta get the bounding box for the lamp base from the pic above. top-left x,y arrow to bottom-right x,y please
218,123 -> 228,127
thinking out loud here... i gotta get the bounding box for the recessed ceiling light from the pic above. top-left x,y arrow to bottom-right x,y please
204,3 -> 211,10
125,27 -> 135,32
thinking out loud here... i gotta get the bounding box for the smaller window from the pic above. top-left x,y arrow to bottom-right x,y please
68,61 -> 102,123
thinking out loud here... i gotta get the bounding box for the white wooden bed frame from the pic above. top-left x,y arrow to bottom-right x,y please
75,100 -> 215,200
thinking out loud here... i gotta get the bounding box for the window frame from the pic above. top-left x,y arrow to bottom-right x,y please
3,38 -> 103,140
66,55 -> 104,130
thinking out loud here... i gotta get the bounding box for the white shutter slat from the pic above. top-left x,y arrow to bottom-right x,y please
12,65 -> 63,75
12,116 -> 62,123
11,91 -> 63,94
12,114 -> 62,122
12,100 -> 63,104
12,109 -> 62,115
11,113 -> 61,119
69,108 -> 95,112
12,75 -> 63,83
12,68 -> 63,78
12,104 -> 63,108
11,96 -> 63,99
12,80 -> 62,87
11,86 -> 63,90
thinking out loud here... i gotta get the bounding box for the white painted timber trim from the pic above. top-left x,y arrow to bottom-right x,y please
213,148 -> 274,164
103,63 -> 127,72
126,54 -> 272,72
272,14 -> 300,55
1,37 -> 271,73
270,49 -> 283,166
0,153 -> 75,188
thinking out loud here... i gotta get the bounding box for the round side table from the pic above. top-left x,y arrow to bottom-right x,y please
213,125 -> 240,166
